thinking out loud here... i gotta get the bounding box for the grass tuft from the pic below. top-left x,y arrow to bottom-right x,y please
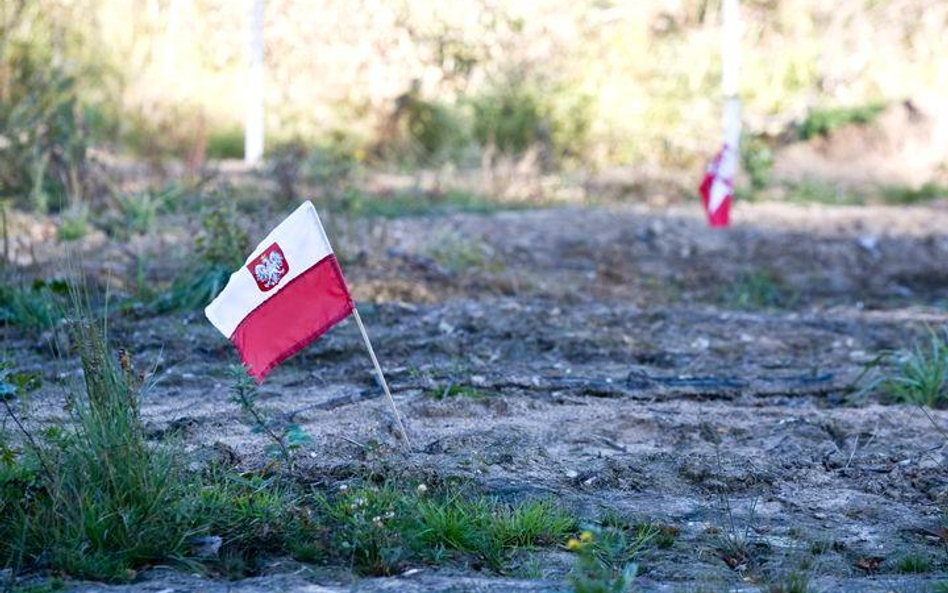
317,483 -> 575,575
767,572 -> 810,593
884,328 -> 948,407
0,279 -> 66,329
0,295 -> 193,580
721,271 -> 795,310
895,552 -> 931,574
424,384 -> 489,400
153,200 -> 249,312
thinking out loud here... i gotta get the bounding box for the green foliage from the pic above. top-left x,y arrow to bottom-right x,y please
180,473 -> 318,574
0,4 -> 103,212
420,496 -> 574,570
881,183 -> 948,205
768,572 -> 811,593
721,271 -> 795,310
0,302 -> 192,581
327,188 -> 510,220
206,128 -> 245,160
0,279 -> 65,329
401,97 -> 470,162
471,87 -> 541,155
57,205 -> 89,242
884,328 -> 948,407
228,366 -> 311,469
318,483 -> 575,576
111,191 -> 158,237
424,384 -> 489,400
300,144 -> 360,189
895,552 -> 931,574
153,199 -> 249,312
782,180 -> 863,206
425,230 -> 501,275
741,134 -> 774,191
316,482 -> 421,575
567,522 -> 656,593
469,84 -> 592,164
798,102 -> 886,140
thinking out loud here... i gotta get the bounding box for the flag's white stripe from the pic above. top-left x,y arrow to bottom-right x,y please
205,201 -> 334,338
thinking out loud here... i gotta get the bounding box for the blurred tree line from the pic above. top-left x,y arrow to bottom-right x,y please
0,0 -> 946,211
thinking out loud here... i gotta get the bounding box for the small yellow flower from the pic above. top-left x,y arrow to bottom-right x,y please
566,538 -> 582,551
580,531 -> 593,543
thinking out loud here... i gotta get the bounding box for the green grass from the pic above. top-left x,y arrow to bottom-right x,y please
206,128 -> 245,160
895,552 -> 932,574
767,572 -> 810,593
798,102 -> 886,140
881,183 -> 948,205
0,280 -> 64,329
152,201 -> 249,312
1,297 -> 193,580
424,384 -> 490,400
425,230 -> 502,275
318,484 -> 575,575
720,271 -> 795,310
884,328 -> 948,407
57,206 -> 89,242
783,180 -> 864,206
326,188 -> 520,219
114,191 -> 159,237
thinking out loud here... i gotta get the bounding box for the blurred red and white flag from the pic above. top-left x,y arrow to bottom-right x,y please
699,97 -> 741,227
205,201 -> 354,381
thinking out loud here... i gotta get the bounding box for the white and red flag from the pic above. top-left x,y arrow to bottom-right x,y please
700,0 -> 742,228
699,98 -> 741,228
205,201 -> 354,381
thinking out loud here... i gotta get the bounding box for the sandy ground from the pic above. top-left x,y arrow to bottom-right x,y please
7,199 -> 948,592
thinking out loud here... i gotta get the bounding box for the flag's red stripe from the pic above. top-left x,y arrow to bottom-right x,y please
231,254 -> 353,381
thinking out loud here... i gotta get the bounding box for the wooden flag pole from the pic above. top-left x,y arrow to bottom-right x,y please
351,307 -> 412,449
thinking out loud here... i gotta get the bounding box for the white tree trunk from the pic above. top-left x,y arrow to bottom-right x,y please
245,0 -> 265,165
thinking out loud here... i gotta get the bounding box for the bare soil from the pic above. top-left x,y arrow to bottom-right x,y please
9,199 -> 948,592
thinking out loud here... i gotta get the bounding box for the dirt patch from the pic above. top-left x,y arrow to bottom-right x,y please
5,201 -> 948,592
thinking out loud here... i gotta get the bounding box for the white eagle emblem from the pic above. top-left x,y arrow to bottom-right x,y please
253,250 -> 286,289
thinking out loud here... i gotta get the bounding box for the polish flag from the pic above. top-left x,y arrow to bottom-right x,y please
700,97 -> 741,228
699,143 -> 735,227
205,201 -> 354,381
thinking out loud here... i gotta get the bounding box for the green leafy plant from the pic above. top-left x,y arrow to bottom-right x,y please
229,366 -> 311,470
115,191 -> 158,237
153,199 -> 249,312
567,524 -> 652,593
